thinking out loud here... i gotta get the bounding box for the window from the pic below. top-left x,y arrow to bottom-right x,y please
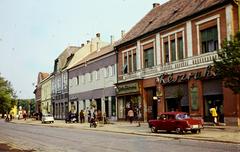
96,70 -> 100,80
104,68 -> 108,78
122,49 -> 137,74
133,53 -> 137,72
201,26 -> 218,53
171,40 -> 176,62
82,74 -> 87,84
123,55 -> 128,74
144,47 -> 154,68
112,65 -> 115,76
76,76 -> 79,85
164,42 -> 169,63
90,72 -> 93,82
109,66 -> 113,77
178,37 -> 184,60
129,53 -> 132,72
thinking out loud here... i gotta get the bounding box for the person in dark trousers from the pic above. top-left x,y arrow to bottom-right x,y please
80,110 -> 85,123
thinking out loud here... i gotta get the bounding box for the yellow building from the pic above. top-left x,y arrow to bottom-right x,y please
41,75 -> 52,115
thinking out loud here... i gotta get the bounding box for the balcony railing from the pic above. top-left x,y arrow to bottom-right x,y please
121,51 -> 218,81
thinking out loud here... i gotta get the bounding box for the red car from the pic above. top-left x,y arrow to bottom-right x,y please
148,112 -> 204,134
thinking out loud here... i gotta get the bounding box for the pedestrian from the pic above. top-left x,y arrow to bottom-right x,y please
136,108 -> 141,127
128,109 -> 134,124
87,110 -> 91,123
209,105 -> 218,125
80,110 -> 84,123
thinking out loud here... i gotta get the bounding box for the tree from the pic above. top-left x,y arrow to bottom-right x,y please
0,74 -> 16,116
214,32 -> 240,94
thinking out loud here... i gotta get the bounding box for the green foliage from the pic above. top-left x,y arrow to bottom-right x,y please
214,32 -> 240,94
0,74 -> 16,113
18,99 -> 35,115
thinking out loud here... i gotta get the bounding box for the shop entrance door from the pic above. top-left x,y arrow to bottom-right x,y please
146,88 -> 157,120
95,98 -> 102,111
105,98 -> 109,117
204,95 -> 224,123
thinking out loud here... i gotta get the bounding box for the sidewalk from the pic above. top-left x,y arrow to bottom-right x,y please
10,119 -> 240,144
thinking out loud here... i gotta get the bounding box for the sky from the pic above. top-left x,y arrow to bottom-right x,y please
0,0 -> 169,99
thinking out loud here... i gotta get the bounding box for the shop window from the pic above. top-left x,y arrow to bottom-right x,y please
171,40 -> 176,61
144,47 -> 154,68
111,97 -> 116,116
178,37 -> 184,60
201,26 -> 218,53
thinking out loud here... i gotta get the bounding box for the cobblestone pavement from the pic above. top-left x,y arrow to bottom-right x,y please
10,119 -> 240,144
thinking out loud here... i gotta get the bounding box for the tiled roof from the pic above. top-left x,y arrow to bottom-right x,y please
116,0 -> 228,47
57,46 -> 80,71
72,44 -> 114,68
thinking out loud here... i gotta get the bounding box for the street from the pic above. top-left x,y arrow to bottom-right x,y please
0,120 -> 239,152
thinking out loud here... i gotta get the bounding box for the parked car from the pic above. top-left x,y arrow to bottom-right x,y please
148,112 -> 203,134
41,114 -> 54,123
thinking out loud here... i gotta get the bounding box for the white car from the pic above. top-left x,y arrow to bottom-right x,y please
42,114 -> 54,123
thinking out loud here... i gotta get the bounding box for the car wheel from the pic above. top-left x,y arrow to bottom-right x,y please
151,126 -> 157,133
191,130 -> 198,134
176,128 -> 182,134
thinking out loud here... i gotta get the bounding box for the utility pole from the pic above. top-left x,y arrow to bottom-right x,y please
234,0 -> 240,31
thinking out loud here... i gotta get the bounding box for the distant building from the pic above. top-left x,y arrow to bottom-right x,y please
51,46 -> 80,120
34,72 -> 49,114
40,75 -> 52,114
69,43 -> 117,121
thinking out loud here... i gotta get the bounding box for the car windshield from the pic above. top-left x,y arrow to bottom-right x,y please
43,114 -> 52,117
176,113 -> 190,120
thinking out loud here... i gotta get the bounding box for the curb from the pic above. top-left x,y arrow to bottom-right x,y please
80,128 -> 240,145
9,121 -> 240,145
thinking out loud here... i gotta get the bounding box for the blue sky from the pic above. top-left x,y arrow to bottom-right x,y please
0,0 -> 168,99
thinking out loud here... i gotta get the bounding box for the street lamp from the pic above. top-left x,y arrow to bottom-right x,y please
234,0 -> 240,31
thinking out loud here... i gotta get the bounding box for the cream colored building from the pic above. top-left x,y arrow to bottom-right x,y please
68,33 -> 109,69
41,75 -> 52,114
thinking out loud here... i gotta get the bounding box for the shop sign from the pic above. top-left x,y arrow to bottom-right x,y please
117,82 -> 139,95
158,65 -> 216,84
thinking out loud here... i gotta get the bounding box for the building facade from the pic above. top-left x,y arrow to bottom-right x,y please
51,46 -> 80,119
69,44 -> 117,121
34,72 -> 49,115
40,75 -> 52,115
115,0 -> 240,125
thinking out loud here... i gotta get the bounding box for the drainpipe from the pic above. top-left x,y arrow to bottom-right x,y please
234,0 -> 240,31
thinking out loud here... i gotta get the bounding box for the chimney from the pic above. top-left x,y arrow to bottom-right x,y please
121,30 -> 125,38
153,3 -> 160,8
81,43 -> 84,47
87,40 -> 90,44
96,33 -> 100,38
110,35 -> 114,44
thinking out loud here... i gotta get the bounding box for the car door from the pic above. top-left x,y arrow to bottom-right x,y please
165,114 -> 175,131
157,114 -> 167,130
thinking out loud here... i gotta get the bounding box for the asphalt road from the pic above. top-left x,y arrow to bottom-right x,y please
0,120 -> 239,152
